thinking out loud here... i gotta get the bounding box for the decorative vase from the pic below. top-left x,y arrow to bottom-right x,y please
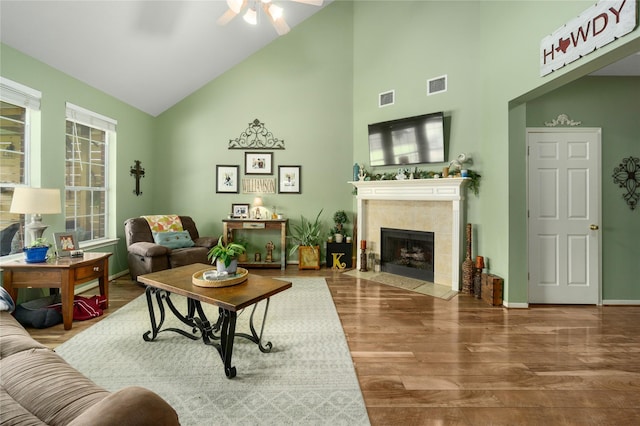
335,234 -> 344,243
461,223 -> 474,294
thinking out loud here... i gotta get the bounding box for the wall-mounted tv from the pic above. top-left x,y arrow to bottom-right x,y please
368,111 -> 446,167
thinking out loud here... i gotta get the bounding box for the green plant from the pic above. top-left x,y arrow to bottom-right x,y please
25,237 -> 50,249
332,210 -> 348,234
288,209 -> 323,256
207,237 -> 246,267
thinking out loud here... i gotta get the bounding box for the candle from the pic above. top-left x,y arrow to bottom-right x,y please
475,255 -> 484,269
360,240 -> 366,250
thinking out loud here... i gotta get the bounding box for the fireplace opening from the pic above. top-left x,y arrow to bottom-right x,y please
380,228 -> 434,282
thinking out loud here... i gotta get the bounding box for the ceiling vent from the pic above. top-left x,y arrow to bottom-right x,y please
378,90 -> 395,107
427,75 -> 447,96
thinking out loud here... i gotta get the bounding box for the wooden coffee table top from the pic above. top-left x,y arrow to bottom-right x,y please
137,263 -> 292,312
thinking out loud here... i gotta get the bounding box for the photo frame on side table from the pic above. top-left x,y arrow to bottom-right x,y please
278,165 -> 301,194
53,232 -> 78,257
245,152 -> 273,175
216,165 -> 239,193
231,203 -> 250,218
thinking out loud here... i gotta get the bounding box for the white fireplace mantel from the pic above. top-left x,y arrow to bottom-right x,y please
350,178 -> 468,291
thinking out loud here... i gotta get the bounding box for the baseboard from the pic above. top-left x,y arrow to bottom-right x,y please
502,301 -> 529,308
602,299 -> 640,305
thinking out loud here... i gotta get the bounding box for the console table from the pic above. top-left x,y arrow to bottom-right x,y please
222,219 -> 287,270
1,252 -> 111,330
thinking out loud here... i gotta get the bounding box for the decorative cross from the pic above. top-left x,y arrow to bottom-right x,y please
130,160 -> 145,196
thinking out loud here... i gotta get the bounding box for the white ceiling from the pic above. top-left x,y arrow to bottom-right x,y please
0,0 -> 636,117
0,0 -> 332,116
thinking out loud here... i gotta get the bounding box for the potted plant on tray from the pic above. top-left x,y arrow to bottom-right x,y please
23,237 -> 51,263
288,209 -> 323,270
207,237 -> 246,274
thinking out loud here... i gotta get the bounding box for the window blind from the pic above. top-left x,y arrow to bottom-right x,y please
65,102 -> 117,132
0,77 -> 42,110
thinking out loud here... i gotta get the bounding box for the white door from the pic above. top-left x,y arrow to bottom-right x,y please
527,128 -> 601,304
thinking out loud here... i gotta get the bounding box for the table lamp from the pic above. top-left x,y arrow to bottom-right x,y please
10,187 -> 61,244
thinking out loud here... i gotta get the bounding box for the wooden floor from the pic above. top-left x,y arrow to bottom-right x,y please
27,267 -> 640,425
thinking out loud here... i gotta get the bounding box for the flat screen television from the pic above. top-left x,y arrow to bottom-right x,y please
368,111 -> 445,167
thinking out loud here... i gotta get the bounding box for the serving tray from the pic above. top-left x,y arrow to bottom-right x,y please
192,267 -> 249,288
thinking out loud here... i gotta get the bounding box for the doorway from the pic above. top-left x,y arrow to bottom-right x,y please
527,128 -> 601,304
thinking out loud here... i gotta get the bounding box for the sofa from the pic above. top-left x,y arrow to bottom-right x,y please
124,216 -> 218,280
0,310 -> 180,425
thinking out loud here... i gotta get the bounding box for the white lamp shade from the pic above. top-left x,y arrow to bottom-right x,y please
243,7 -> 257,25
10,187 -> 61,214
253,196 -> 263,207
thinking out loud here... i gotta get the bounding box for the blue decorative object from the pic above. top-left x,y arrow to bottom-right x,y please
353,163 -> 360,182
24,246 -> 49,263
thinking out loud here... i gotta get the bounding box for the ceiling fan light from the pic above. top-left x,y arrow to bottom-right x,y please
243,7 -> 258,25
227,0 -> 244,14
267,4 -> 283,20
261,0 -> 272,4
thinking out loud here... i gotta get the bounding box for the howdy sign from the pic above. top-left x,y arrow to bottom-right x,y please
540,0 -> 637,76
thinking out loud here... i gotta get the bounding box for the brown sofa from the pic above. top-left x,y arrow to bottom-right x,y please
0,310 -> 180,425
124,216 -> 218,280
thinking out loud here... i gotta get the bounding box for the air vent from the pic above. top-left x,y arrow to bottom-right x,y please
378,90 -> 395,107
427,75 -> 447,96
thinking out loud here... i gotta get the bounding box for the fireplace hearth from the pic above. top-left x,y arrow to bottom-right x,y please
381,228 -> 434,281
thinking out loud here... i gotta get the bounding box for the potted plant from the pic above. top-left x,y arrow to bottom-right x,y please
332,210 -> 349,243
23,237 -> 51,263
288,209 -> 323,270
207,237 -> 246,274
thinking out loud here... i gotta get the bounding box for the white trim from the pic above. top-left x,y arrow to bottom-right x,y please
602,300 -> 640,305
0,77 -> 41,110
502,301 -> 529,309
65,102 -> 117,132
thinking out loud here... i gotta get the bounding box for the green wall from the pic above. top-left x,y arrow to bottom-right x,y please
526,77 -> 640,301
0,43 -> 156,275
154,1 -> 355,258
2,0 -> 639,303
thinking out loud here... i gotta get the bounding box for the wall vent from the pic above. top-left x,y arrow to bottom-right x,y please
378,90 -> 395,107
427,75 -> 447,96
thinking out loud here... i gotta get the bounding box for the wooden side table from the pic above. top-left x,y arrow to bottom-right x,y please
222,219 -> 287,270
1,252 -> 111,330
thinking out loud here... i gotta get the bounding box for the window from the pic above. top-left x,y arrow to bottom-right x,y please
65,103 -> 116,243
0,77 -> 40,256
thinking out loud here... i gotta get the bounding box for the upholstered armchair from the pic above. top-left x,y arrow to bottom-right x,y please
124,216 -> 218,280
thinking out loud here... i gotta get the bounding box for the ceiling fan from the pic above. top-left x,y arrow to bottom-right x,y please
217,0 -> 323,36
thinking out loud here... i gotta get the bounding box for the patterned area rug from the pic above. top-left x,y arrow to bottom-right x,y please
344,270 -> 458,301
55,278 -> 370,426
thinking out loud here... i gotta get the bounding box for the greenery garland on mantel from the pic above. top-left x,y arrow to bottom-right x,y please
354,167 -> 481,196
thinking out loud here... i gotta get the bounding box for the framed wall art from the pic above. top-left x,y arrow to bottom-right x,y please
278,165 -> 301,194
53,231 -> 78,257
216,165 -> 239,193
231,203 -> 250,218
245,152 -> 273,175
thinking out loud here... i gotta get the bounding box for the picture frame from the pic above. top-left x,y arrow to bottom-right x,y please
231,203 -> 250,218
53,231 -> 78,257
278,165 -> 301,194
244,152 -> 273,175
216,165 -> 239,193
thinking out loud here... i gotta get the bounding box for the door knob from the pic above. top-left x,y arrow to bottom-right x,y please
590,224 -> 599,230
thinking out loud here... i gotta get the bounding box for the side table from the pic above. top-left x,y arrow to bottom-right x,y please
1,252 -> 112,330
326,242 -> 353,269
222,219 -> 287,270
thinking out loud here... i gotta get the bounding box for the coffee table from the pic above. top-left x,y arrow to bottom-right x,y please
137,263 -> 292,378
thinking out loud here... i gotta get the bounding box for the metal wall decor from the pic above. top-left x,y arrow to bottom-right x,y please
612,156 -> 640,210
228,119 -> 285,150
129,160 -> 145,196
544,113 -> 582,127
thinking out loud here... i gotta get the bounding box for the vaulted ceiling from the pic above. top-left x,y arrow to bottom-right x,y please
0,0 -> 332,116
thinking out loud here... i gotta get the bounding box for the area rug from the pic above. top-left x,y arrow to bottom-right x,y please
55,278 -> 370,426
344,270 -> 458,301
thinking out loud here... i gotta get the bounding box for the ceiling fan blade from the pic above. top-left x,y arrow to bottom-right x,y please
217,0 -> 248,26
217,9 -> 238,25
272,18 -> 290,36
262,3 -> 290,35
292,0 -> 323,6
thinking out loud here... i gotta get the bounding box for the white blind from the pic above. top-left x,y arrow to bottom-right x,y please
65,102 -> 117,132
0,77 -> 42,110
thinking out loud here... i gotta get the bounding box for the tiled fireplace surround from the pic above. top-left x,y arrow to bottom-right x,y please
351,178 -> 467,291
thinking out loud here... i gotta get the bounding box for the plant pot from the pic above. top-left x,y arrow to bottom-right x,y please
238,253 -> 248,263
216,259 -> 238,274
298,245 -> 320,270
24,246 -> 49,263
334,234 -> 344,243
